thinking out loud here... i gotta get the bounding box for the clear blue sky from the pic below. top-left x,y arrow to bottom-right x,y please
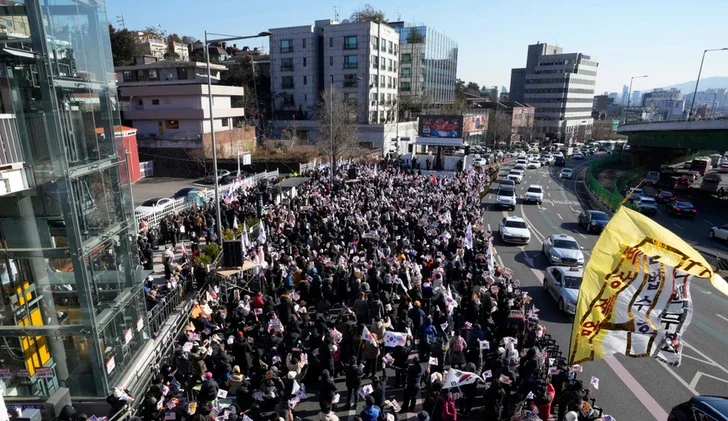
106,0 -> 728,94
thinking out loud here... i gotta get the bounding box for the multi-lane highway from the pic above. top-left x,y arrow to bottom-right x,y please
482,154 -> 728,421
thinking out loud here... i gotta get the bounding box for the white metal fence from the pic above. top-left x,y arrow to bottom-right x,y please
134,170 -> 279,228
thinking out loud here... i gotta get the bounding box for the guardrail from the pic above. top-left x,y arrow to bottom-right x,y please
134,170 -> 279,229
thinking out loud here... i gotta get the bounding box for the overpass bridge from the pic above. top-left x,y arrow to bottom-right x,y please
617,119 -> 728,167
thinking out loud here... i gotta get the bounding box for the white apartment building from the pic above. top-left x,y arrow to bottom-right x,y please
115,57 -> 245,148
269,19 -> 400,126
134,33 -> 189,61
523,52 -> 598,142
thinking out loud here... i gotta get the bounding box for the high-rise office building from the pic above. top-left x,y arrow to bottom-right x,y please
269,19 -> 400,125
510,42 -> 598,142
622,85 -> 629,105
0,0 -> 147,401
388,22 -> 458,105
509,43 -> 563,103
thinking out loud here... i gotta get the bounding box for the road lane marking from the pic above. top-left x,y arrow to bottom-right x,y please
487,223 -> 492,233
658,360 -> 699,396
578,233 -> 587,239
693,319 -> 728,347
557,213 -> 563,220
604,356 -> 668,421
547,192 -> 551,197
704,219 -> 715,226
673,223 -> 683,230
717,314 -> 728,323
689,371 -> 728,390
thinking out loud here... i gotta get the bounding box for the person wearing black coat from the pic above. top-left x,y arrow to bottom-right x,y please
460,362 -> 478,416
198,373 -> 219,403
318,369 -> 338,411
402,356 -> 424,412
482,380 -> 506,420
371,362 -> 389,408
345,356 -> 364,408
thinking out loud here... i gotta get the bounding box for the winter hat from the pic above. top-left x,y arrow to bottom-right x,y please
204,372 -> 213,379
364,395 -> 375,406
417,411 -> 431,421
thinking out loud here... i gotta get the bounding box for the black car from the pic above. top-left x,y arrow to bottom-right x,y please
656,190 -> 676,203
555,156 -> 566,167
578,210 -> 610,233
666,200 -> 697,218
673,176 -> 693,194
668,395 -> 728,421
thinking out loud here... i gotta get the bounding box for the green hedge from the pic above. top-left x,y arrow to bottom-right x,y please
586,156 -> 639,212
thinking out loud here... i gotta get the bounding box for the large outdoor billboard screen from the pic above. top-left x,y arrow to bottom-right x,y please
418,115 -> 464,139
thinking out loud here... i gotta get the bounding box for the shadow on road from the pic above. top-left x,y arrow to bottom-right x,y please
560,221 -> 584,235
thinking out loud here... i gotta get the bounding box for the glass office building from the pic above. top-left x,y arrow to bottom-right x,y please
389,22 -> 458,105
0,0 -> 147,398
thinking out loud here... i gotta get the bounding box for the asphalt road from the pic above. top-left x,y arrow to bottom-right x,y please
482,155 -> 728,421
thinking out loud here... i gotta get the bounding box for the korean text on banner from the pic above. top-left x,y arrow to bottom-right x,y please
569,207 -> 728,366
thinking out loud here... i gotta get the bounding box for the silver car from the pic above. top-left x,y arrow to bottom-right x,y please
543,266 -> 583,314
542,234 -> 585,266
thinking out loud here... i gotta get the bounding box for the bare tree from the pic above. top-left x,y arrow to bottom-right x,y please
486,109 -> 512,149
281,120 -> 300,146
317,86 -> 359,172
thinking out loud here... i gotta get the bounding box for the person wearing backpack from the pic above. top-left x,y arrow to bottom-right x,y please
438,390 -> 457,421
419,317 -> 437,360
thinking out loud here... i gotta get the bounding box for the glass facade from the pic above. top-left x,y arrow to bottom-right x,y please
391,23 -> 458,105
0,0 -> 147,398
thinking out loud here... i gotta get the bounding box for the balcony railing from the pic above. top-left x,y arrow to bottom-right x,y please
0,114 -> 24,165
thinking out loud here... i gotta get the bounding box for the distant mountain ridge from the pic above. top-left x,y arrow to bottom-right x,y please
661,76 -> 728,93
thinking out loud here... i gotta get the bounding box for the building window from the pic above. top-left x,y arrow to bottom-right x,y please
178,67 -> 189,79
344,36 -> 357,50
387,59 -> 392,72
303,38 -> 306,49
344,55 -> 357,69
303,75 -> 307,85
388,41 -> 393,54
379,110 -> 385,120
329,37 -> 333,47
303,57 -> 307,66
401,81 -> 411,91
401,67 -> 411,77
344,74 -> 358,88
281,58 -> 294,71
380,75 -> 385,88
371,92 -> 377,103
330,56 -> 333,66
370,111 -> 377,122
345,92 -> 358,106
381,58 -> 386,70
137,99 -> 143,106
148,69 -> 158,80
222,118 -> 229,127
387,76 -> 393,89
122,71 -> 132,82
393,77 -> 397,88
372,55 -> 379,69
380,40 -> 386,52
393,61 -> 397,72
380,93 -> 385,102
164,120 -> 179,130
372,36 -> 379,50
151,99 -> 160,105
394,44 -> 398,55
386,93 -> 392,104
402,53 -> 411,64
280,39 -> 293,53
281,76 -> 294,89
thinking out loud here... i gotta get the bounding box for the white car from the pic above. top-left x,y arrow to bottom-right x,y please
473,157 -> 487,167
496,188 -> 517,210
573,153 -> 585,160
516,160 -> 528,168
527,160 -> 541,169
135,197 -> 175,217
559,168 -> 573,179
499,216 -> 531,244
719,161 -> 728,173
507,169 -> 524,184
524,185 -> 544,204
709,224 -> 728,241
635,196 -> 658,215
542,234 -> 585,266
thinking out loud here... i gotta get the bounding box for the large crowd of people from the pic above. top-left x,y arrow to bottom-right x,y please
123,159 -> 602,421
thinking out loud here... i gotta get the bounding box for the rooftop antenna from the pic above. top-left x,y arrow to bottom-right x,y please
397,7 -> 401,21
116,11 -> 125,29
333,5 -> 339,21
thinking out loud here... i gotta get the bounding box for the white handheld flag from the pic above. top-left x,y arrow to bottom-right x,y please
443,369 -> 481,389
241,222 -> 250,252
591,376 -> 600,390
465,222 -> 474,250
383,331 -> 407,347
362,326 -> 377,344
257,220 -> 267,244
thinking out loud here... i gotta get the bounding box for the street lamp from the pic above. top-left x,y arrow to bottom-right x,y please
687,47 -> 728,121
328,74 -> 362,193
624,75 -> 648,124
204,30 -> 271,248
